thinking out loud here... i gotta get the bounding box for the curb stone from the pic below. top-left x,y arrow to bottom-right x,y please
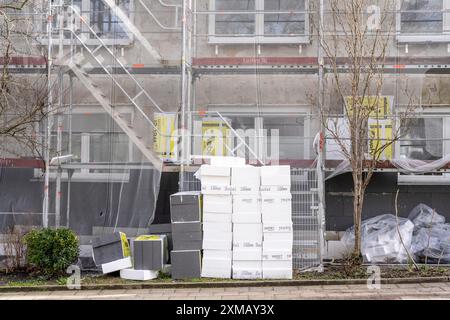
0,276 -> 448,293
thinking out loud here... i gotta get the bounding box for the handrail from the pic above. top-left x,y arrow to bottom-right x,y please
138,0 -> 181,30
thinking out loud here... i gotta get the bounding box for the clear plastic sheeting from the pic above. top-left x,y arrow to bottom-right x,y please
342,214 -> 414,263
411,224 -> 450,263
392,154 -> 450,174
408,204 -> 450,263
408,203 -> 445,229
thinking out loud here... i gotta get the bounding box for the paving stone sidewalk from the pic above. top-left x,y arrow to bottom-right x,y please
0,282 -> 449,300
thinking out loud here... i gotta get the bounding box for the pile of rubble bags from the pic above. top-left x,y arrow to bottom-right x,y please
341,215 -> 415,263
91,232 -> 170,280
409,204 -> 450,263
341,204 -> 450,264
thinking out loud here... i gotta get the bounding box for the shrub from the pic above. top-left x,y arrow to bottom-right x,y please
24,228 -> 79,277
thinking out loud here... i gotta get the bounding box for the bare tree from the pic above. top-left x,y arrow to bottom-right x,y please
0,0 -> 51,158
315,0 -> 416,261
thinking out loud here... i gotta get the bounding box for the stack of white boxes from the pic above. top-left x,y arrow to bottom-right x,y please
200,164 -> 233,278
261,166 -> 293,279
231,166 -> 263,279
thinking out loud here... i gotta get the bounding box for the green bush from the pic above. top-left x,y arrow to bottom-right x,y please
24,228 -> 79,277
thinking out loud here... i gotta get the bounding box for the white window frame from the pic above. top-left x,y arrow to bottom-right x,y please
396,0 -> 450,43
34,105 -> 134,183
40,0 -> 135,46
208,0 -> 310,44
200,105 -> 311,160
397,108 -> 450,185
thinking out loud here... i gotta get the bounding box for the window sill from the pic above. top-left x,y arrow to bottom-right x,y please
39,38 -> 134,47
396,34 -> 450,43
397,174 -> 450,185
32,171 -> 130,183
208,35 -> 310,45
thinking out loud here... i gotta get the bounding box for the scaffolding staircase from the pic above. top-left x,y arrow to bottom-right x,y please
54,5 -> 165,168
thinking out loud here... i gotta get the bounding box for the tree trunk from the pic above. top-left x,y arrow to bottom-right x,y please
352,173 -> 365,261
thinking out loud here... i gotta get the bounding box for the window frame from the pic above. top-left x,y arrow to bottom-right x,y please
34,106 -> 134,183
39,0 -> 135,46
397,108 -> 450,185
396,0 -> 450,43
208,0 -> 310,44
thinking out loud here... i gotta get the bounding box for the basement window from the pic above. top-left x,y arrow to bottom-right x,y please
208,0 -> 309,44
397,0 -> 450,42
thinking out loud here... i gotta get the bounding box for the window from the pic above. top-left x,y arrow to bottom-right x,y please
209,0 -> 309,44
42,0 -> 134,45
397,0 -> 450,42
398,115 -> 450,185
35,111 -> 133,182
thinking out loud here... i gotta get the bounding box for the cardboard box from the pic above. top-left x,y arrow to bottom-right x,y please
261,193 -> 292,216
203,195 -> 232,213
263,222 -> 293,233
232,195 -> 260,213
201,250 -> 232,279
171,250 -> 202,280
233,248 -> 262,261
233,268 -> 263,279
101,257 -> 133,274
232,212 -> 261,223
120,268 -> 159,281
92,232 -> 131,266
260,166 -> 291,186
262,268 -> 293,279
199,165 -> 231,185
202,232 -> 232,250
231,166 -> 260,187
203,212 -> 232,223
133,235 -> 168,271
203,222 -> 232,233
170,192 -> 202,223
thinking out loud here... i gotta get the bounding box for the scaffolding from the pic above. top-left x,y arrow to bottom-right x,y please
4,0 -> 450,271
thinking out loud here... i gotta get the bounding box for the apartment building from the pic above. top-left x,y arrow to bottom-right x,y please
1,0 -> 450,267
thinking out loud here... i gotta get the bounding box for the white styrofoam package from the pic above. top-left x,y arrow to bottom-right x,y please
120,268 -> 159,281
203,195 -> 233,213
232,212 -> 262,224
203,212 -> 233,223
231,166 -> 260,188
202,232 -> 233,250
263,240 -> 293,251
260,185 -> 290,193
262,268 -> 293,279
200,165 -> 231,179
262,250 -> 293,261
262,212 -> 292,223
201,250 -> 232,279
203,222 -> 232,233
232,268 -> 263,279
260,165 -> 291,186
233,223 -> 263,240
232,248 -> 262,261
263,260 -> 292,269
232,195 -> 261,213
201,184 -> 231,195
261,193 -> 292,216
263,232 -> 293,242
263,222 -> 293,233
233,260 -> 262,270
101,257 -> 133,274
